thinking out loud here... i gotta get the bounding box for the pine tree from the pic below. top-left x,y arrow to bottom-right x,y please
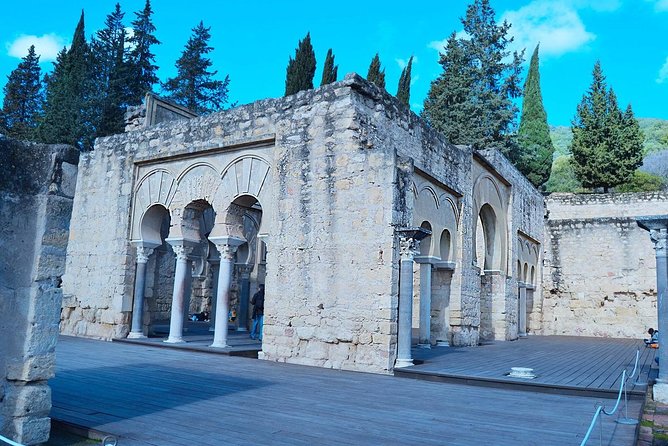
37,11 -> 93,150
423,0 -> 523,153
162,22 -> 231,114
90,3 -> 131,137
285,33 -> 316,96
2,45 -> 43,140
320,48 -> 338,86
396,56 -> 413,106
570,61 -> 644,191
515,45 -> 554,188
366,53 -> 385,89
127,0 -> 160,104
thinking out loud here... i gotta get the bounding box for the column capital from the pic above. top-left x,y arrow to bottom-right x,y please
136,246 -> 154,264
650,228 -> 668,257
209,236 -> 245,262
172,244 -> 194,261
399,236 -> 419,261
237,264 -> 253,279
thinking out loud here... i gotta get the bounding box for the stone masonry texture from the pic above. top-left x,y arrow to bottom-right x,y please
0,136 -> 78,445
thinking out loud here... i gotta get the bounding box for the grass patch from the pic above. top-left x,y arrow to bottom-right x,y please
642,419 -> 655,428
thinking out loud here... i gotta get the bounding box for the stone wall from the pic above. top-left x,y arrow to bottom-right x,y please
542,192 -> 668,337
62,74 -> 545,373
0,137 -> 78,445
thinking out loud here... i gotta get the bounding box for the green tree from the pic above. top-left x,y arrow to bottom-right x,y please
285,32 -> 316,95
90,3 -> 131,137
162,21 -> 231,114
127,0 -> 160,105
545,156 -> 583,193
320,48 -> 338,86
515,45 -> 554,188
423,0 -> 523,154
616,171 -> 664,192
2,45 -> 43,140
570,61 -> 644,191
366,53 -> 385,89
37,11 -> 93,150
396,56 -> 413,106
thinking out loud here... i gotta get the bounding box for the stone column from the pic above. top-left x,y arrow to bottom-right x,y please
183,261 -> 193,323
165,243 -> 193,343
237,264 -> 252,331
396,236 -> 419,368
415,257 -> 434,348
637,217 -> 668,402
209,237 -> 244,348
128,245 -> 154,339
208,260 -> 219,332
518,282 -> 527,338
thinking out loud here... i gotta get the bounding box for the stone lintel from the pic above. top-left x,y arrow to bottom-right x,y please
414,256 -> 441,265
483,269 -> 503,276
208,236 -> 246,248
433,261 -> 456,271
165,237 -> 200,249
637,216 -> 668,232
130,239 -> 161,250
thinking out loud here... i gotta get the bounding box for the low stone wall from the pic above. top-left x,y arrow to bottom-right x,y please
542,192 -> 668,338
0,137 -> 78,444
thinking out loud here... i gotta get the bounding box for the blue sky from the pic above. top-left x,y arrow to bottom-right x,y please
2,0 -> 667,127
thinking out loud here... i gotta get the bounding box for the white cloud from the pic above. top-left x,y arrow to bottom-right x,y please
646,0 -> 668,11
6,34 -> 67,62
502,1 -> 596,58
395,56 -> 418,70
656,56 -> 668,83
572,0 -> 622,11
428,31 -> 470,55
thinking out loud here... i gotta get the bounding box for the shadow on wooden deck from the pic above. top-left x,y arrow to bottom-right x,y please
395,335 -> 657,399
113,320 -> 262,358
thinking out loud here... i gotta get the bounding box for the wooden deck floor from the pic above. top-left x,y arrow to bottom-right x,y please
400,336 -> 656,398
51,335 -> 642,446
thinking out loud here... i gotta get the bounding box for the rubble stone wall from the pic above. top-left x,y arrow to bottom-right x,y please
542,192 -> 668,337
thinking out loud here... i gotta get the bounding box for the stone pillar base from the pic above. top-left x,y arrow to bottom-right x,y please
519,333 -> 528,338
210,341 -> 228,348
395,358 -> 414,368
654,381 -> 668,403
417,343 -> 431,349
436,341 -> 450,347
127,332 -> 146,339
164,337 -> 184,344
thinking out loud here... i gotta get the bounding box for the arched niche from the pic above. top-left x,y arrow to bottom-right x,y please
140,204 -> 171,247
440,229 -> 452,262
419,221 -> 433,256
472,175 -> 508,272
131,169 -> 177,241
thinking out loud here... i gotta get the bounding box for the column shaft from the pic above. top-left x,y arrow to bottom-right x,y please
657,254 -> 668,382
165,245 -> 192,343
418,263 -> 432,348
518,285 -> 527,337
396,236 -> 418,368
128,259 -> 146,339
211,244 -> 237,348
238,266 -> 252,331
209,263 -> 219,332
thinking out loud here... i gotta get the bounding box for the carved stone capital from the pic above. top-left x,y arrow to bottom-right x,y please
399,236 -> 419,261
172,244 -> 194,261
651,228 -> 668,257
237,264 -> 253,279
136,247 -> 154,264
216,243 -> 238,261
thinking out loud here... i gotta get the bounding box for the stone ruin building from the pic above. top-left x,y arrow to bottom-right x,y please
1,74 -> 666,444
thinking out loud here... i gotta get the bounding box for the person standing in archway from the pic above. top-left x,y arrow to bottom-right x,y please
250,284 -> 265,341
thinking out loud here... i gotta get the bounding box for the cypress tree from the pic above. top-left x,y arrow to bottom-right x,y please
516,45 -> 554,188
2,45 -> 43,140
320,48 -> 338,86
366,53 -> 385,89
90,3 -> 130,137
396,56 -> 413,106
127,0 -> 160,104
162,21 -> 231,114
423,0 -> 523,153
285,32 -> 316,96
570,61 -> 644,191
38,11 -> 93,150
